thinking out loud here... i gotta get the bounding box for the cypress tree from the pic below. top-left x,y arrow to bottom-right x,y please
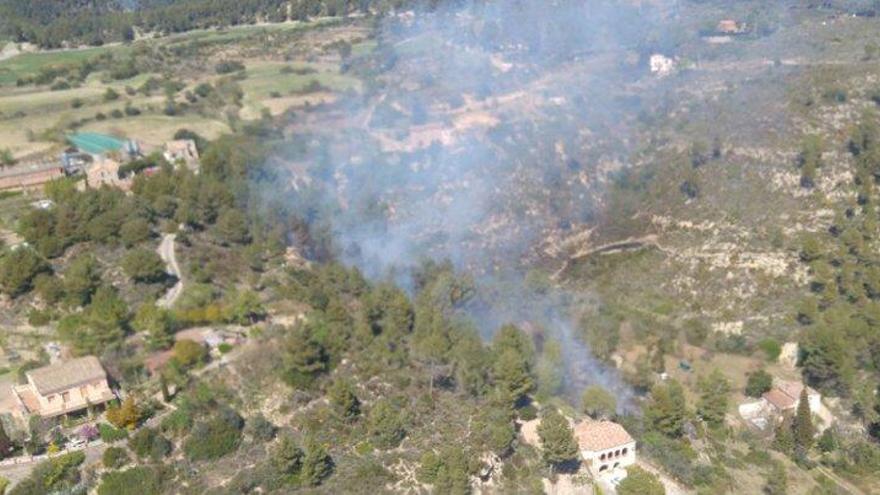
0,423 -> 12,459
794,387 -> 814,450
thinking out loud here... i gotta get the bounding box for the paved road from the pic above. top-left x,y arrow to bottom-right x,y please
0,441 -> 107,485
157,234 -> 183,309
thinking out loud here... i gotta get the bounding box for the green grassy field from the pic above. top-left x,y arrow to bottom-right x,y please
0,45 -> 131,86
0,18 -> 372,158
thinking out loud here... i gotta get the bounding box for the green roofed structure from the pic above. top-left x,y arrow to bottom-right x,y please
67,132 -> 135,156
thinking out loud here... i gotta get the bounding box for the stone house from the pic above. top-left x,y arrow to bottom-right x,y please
84,157 -> 131,190
574,420 -> 637,477
163,139 -> 200,172
10,356 -> 115,419
739,379 -> 825,431
763,380 -> 821,415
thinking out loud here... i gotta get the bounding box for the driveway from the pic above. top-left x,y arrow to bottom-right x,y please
156,234 -> 183,309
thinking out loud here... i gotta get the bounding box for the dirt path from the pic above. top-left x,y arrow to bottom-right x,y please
157,233 -> 183,309
814,465 -> 865,495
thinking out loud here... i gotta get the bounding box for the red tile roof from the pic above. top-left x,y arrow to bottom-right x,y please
763,388 -> 797,410
574,420 -> 634,452
763,380 -> 818,411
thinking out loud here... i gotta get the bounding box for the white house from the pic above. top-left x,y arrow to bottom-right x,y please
574,420 -> 636,477
649,54 -> 675,77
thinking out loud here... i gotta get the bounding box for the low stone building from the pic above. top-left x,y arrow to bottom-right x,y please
763,380 -> 821,415
739,379 -> 826,431
0,162 -> 66,192
84,157 -> 130,190
10,356 -> 115,419
163,139 -> 200,172
574,420 -> 636,477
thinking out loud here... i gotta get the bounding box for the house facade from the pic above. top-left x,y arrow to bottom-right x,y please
574,420 -> 637,476
163,140 -> 200,171
11,356 -> 115,418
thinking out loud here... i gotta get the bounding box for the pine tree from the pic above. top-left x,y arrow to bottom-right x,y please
697,369 -> 731,428
271,434 -> 304,476
493,348 -> 534,405
328,379 -> 360,421
536,408 -> 578,471
368,399 -> 406,449
645,380 -> 688,437
301,436 -> 333,486
794,388 -> 814,451
282,327 -> 329,389
580,385 -> 617,419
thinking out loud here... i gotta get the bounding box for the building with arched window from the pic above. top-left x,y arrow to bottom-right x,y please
574,420 -> 636,477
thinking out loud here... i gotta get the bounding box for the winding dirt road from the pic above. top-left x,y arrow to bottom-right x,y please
157,233 -> 183,309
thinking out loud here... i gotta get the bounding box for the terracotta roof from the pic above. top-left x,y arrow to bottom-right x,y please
144,350 -> 173,375
574,420 -> 634,452
763,380 -> 818,411
27,356 -> 107,395
13,385 -> 40,414
717,20 -> 739,33
777,380 -> 818,399
763,388 -> 797,410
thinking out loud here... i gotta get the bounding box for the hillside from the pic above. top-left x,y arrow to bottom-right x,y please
0,1 -> 878,494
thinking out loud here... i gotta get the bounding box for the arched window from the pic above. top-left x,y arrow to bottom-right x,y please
599,465 -> 608,472
600,453 -> 606,461
622,448 -> 628,456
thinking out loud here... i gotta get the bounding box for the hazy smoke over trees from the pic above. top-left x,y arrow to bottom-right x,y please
261,0 -> 689,407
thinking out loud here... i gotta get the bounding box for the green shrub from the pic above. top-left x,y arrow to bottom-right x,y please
99,423 -> 129,443
758,338 -> 781,362
215,61 -> 245,74
517,404 -> 538,421
98,466 -> 169,495
183,409 -> 243,461
26,309 -> 52,326
160,408 -> 193,438
128,428 -> 171,462
102,446 -> 129,469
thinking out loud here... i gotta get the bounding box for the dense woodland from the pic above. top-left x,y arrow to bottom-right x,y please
0,0 -> 406,48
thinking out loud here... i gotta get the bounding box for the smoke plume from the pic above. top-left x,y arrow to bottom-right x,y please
261,0 -> 687,409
